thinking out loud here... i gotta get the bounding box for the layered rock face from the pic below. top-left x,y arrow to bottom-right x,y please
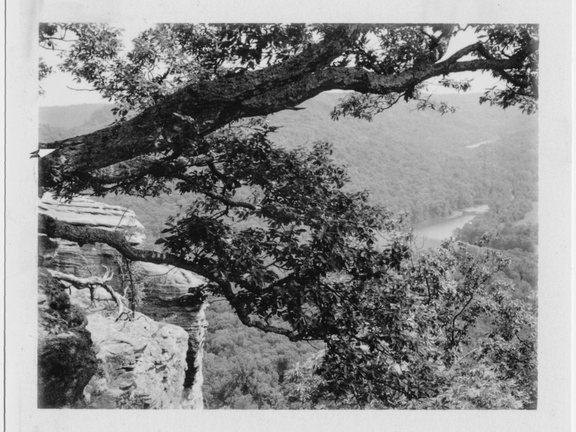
72,286 -> 189,409
130,262 -> 208,409
38,195 -> 207,409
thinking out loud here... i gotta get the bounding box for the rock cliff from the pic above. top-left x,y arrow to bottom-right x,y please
38,195 -> 207,409
72,286 -> 190,409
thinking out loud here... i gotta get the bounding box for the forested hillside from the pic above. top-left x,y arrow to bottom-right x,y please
40,92 -> 537,239
39,91 -> 538,409
270,92 -> 536,222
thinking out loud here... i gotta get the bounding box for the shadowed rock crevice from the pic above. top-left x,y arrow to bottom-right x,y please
38,269 -> 98,408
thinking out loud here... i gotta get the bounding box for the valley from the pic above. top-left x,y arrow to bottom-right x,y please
39,91 -> 538,409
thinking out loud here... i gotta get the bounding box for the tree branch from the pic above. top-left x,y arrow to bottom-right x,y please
39,213 -> 212,280
47,268 -> 125,317
203,190 -> 259,211
216,278 -> 299,339
38,31 -> 528,196
39,212 -> 312,340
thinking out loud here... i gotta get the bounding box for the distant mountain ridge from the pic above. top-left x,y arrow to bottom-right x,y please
39,92 -> 532,144
39,103 -> 114,129
39,104 -> 115,142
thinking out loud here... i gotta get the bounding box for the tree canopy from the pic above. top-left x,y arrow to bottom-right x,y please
39,23 -> 538,196
38,23 -> 538,408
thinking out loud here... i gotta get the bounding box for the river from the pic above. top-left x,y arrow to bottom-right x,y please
412,204 -> 490,249
375,204 -> 490,250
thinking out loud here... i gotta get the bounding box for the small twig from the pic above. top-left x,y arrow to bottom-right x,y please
99,282 -> 125,317
47,268 -> 124,318
66,86 -> 98,92
454,347 -> 481,364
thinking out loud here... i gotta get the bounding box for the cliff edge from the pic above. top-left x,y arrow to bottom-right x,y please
38,195 -> 207,409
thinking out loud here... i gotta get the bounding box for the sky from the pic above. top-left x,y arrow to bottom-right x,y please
39,22 -> 144,106
38,24 -> 501,107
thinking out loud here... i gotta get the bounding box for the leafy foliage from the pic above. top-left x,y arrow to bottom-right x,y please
39,23 -> 538,124
281,241 -> 536,409
476,25 -> 539,114
38,23 -> 539,199
39,23 -> 538,409
41,24 -> 312,118
151,120 -> 408,341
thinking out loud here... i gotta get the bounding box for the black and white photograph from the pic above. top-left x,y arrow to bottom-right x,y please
3,1 -> 573,431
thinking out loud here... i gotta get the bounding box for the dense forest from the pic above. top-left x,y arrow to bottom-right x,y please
40,91 -> 537,409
